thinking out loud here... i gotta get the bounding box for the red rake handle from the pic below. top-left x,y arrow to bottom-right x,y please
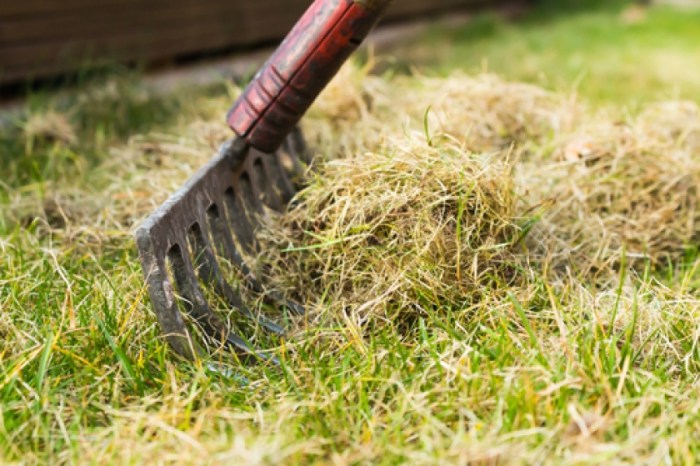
227,0 -> 392,152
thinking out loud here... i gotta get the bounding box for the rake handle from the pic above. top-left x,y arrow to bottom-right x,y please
227,0 -> 392,152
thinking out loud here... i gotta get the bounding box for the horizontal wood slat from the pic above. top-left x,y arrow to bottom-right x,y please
0,0 -> 491,85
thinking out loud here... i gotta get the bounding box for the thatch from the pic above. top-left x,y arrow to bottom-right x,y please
258,64 -> 700,322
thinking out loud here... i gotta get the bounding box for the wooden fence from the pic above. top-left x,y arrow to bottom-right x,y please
0,0 -> 491,85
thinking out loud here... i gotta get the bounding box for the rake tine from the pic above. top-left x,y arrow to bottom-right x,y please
224,188 -> 259,256
167,242 -> 265,361
166,243 -> 229,338
180,244 -> 277,364
265,291 -> 306,316
276,129 -> 309,192
251,156 -> 286,212
136,236 -> 197,359
284,127 -> 311,166
224,333 -> 279,366
188,220 -> 285,336
210,198 -> 266,291
208,201 -> 306,317
237,173 -> 265,227
261,153 -> 297,206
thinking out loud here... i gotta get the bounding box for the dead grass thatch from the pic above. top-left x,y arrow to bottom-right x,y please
260,64 -> 700,324
261,133 -> 532,324
548,121 -> 699,268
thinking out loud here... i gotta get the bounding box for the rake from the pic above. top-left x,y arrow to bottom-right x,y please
135,0 -> 393,361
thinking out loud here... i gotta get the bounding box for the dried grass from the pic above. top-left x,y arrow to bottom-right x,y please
21,110 -> 77,147
539,111 -> 700,271
262,135 -> 526,323
407,73 -> 579,153
260,64 -> 700,323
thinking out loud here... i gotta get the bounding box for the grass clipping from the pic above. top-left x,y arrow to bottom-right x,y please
542,102 -> 700,271
260,67 -> 700,323
262,137 -> 527,323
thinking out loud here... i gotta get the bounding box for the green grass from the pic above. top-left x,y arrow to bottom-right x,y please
2,2 -> 700,464
400,3 -> 700,107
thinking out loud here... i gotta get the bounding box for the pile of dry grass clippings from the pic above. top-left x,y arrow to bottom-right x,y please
303,59 -> 393,158
305,69 -> 579,160
529,101 -> 700,276
259,64 -> 700,326
407,73 -> 579,154
261,134 -> 534,324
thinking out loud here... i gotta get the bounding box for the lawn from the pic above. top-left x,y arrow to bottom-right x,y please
418,1 -> 700,106
2,2 -> 700,464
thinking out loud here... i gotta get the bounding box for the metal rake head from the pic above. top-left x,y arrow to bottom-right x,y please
135,130 -> 309,361
135,0 -> 392,360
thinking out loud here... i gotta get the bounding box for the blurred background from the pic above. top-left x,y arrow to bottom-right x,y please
1,0 -> 698,101
1,0 -> 511,88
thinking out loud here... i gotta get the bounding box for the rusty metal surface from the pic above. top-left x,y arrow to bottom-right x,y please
135,131 -> 307,360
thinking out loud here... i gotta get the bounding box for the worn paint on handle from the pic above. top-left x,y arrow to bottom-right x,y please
227,0 -> 390,152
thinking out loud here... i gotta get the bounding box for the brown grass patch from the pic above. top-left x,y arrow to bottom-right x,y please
260,65 -> 700,322
262,136 -> 527,323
